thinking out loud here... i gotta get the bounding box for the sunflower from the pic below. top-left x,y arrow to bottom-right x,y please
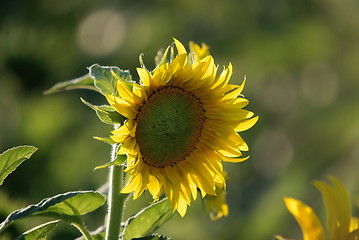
284,176 -> 359,240
105,39 -> 258,217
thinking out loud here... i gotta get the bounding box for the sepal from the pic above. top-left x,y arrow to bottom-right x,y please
44,74 -> 97,94
94,154 -> 126,170
81,98 -> 125,125
154,46 -> 171,69
93,136 -> 115,145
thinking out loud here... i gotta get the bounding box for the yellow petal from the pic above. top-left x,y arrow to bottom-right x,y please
186,159 -> 216,196
166,167 -> 191,205
121,174 -> 141,194
350,217 -> 359,233
202,131 -> 243,157
189,41 -> 210,61
206,185 -> 229,221
176,193 -> 188,217
228,132 -> 249,151
137,67 -> 152,87
132,83 -> 147,103
212,63 -> 233,90
235,116 -> 259,132
186,172 -> 198,200
147,174 -> 161,200
105,94 -> 136,119
348,217 -> 359,240
205,108 -> 254,121
284,197 -> 326,240
133,167 -> 148,199
237,77 -> 246,96
173,38 -> 187,55
221,155 -> 249,163
116,79 -> 141,105
110,123 -> 132,142
314,176 -> 351,240
223,87 -> 247,101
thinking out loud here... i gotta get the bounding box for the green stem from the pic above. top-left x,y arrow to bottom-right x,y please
105,144 -> 125,240
73,221 -> 93,240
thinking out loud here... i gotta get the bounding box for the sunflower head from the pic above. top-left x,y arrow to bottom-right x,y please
106,38 -> 258,217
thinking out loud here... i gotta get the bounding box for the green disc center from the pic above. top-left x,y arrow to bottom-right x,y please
135,86 -> 204,168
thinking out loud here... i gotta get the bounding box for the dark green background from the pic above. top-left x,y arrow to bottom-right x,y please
1,0 -> 358,239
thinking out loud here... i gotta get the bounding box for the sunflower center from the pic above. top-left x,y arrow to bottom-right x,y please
135,86 -> 205,168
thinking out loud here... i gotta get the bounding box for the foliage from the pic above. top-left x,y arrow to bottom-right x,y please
122,199 -> 173,240
0,63 -> 174,239
0,146 -> 37,186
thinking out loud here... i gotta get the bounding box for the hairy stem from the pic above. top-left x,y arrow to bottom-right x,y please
73,221 -> 93,240
105,144 -> 125,240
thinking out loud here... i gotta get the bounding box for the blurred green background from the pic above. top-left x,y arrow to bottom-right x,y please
1,0 -> 359,239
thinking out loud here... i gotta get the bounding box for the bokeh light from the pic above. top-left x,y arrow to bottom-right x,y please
77,9 -> 126,57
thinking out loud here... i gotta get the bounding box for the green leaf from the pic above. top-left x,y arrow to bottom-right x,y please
0,191 -> 105,231
16,220 -> 60,240
43,74 -> 97,94
132,234 -> 172,240
94,154 -> 126,170
89,64 -> 133,96
123,199 -> 174,240
0,146 -> 38,186
81,98 -> 125,125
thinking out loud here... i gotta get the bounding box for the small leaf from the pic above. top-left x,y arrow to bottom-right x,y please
0,146 -> 38,186
81,98 -> 125,124
43,74 -> 96,94
154,46 -> 171,69
94,154 -> 126,170
16,220 -> 60,240
132,234 -> 172,240
272,235 -> 292,240
0,191 -> 105,231
93,136 -> 115,145
89,64 -> 133,96
123,199 -> 174,240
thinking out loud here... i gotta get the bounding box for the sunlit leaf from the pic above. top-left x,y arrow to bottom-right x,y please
43,74 -> 96,94
123,199 -> 173,240
94,154 -> 126,170
81,98 -> 125,125
89,64 -> 133,96
0,191 -> 105,231
154,46 -> 171,69
132,234 -> 172,240
16,220 -> 60,240
0,146 -> 38,186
